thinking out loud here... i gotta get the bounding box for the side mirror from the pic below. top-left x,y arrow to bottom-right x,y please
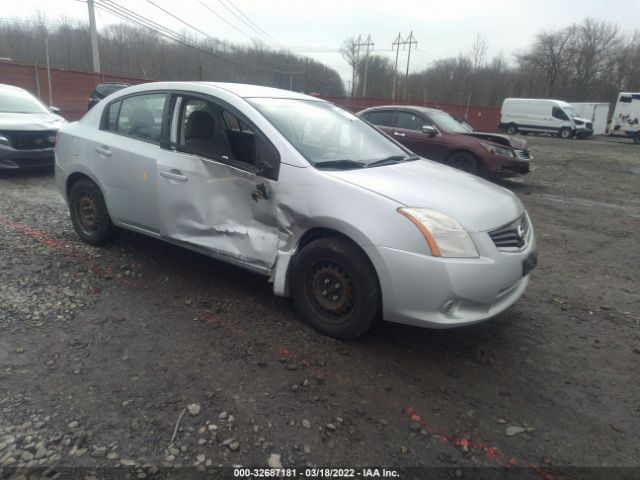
49,106 -> 61,114
422,125 -> 437,136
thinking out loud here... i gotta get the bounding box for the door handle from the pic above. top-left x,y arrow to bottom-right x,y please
95,145 -> 112,156
393,131 -> 405,137
160,170 -> 188,182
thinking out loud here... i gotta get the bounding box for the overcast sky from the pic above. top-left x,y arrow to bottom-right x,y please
3,0 -> 640,84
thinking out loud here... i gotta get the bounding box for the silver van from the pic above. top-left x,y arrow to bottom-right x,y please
499,98 -> 593,138
55,82 -> 536,339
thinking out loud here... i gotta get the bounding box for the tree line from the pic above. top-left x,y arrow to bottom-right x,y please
343,18 -> 640,108
0,15 -> 345,96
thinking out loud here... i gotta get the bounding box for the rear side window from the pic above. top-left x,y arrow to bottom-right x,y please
552,107 -> 569,121
365,110 -> 395,127
105,93 -> 166,144
397,112 -> 426,131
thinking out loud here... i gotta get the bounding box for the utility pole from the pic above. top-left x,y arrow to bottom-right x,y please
45,37 -> 52,105
87,0 -> 101,73
391,33 -> 402,103
403,31 -> 417,101
358,34 -> 374,97
351,34 -> 361,97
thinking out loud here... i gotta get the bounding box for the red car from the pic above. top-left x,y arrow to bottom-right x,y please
357,106 -> 532,177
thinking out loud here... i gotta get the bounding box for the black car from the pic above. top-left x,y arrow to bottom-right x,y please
87,83 -> 130,110
0,83 -> 67,169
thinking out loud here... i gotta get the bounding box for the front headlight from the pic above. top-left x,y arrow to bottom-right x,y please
398,208 -> 479,258
480,142 -> 514,157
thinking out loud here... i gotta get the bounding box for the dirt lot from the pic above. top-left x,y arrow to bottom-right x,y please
1,135 -> 639,479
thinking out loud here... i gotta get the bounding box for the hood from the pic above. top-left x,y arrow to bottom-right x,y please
0,113 -> 67,131
462,132 -> 528,149
573,117 -> 592,126
325,159 -> 523,233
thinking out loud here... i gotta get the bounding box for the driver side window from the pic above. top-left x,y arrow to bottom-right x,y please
397,112 -> 427,131
175,96 -> 280,179
552,107 -> 569,121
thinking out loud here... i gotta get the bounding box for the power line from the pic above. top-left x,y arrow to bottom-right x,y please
197,0 -> 255,42
221,0 -> 281,47
145,0 -> 216,42
215,0 -> 280,48
91,0 -> 301,75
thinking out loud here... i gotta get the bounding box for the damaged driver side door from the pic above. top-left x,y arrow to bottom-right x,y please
157,93 -> 280,272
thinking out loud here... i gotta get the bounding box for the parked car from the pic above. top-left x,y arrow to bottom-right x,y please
87,82 -> 130,110
358,105 -> 532,177
607,92 -> 640,144
499,98 -> 593,138
55,82 -> 536,339
0,83 -> 67,169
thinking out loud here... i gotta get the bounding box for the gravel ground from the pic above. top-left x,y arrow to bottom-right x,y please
0,135 -> 639,480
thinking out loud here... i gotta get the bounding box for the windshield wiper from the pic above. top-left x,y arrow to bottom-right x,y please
367,154 -> 420,168
314,159 -> 366,170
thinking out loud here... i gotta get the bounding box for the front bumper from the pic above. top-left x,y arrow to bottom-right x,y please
0,144 -> 55,169
484,155 -> 531,176
364,226 -> 536,328
575,128 -> 593,138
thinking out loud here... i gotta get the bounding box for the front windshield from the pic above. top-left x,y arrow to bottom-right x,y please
247,98 -> 408,167
429,111 -> 470,133
0,89 -> 50,114
563,106 -> 579,118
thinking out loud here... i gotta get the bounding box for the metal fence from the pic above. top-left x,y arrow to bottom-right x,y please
0,61 -> 147,120
0,61 -> 501,131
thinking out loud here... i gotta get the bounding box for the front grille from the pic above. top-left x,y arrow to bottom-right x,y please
489,214 -> 530,251
586,122 -> 593,129
3,130 -> 57,150
514,149 -> 531,160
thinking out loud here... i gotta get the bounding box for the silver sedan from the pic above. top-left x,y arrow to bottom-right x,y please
55,82 -> 536,339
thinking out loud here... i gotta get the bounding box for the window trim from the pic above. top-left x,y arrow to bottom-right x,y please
167,91 -> 281,181
363,109 -> 397,128
100,91 -> 171,146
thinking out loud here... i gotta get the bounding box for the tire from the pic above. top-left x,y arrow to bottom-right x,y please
506,124 -> 517,135
559,128 -> 572,139
446,151 -> 479,175
634,134 -> 640,145
68,178 -> 119,246
290,237 -> 380,340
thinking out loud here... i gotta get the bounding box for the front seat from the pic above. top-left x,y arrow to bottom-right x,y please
128,108 -> 155,141
185,110 -> 232,159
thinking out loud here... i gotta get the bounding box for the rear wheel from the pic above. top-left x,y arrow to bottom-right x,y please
290,237 -> 380,339
506,124 -> 517,135
446,151 -> 479,175
559,127 -> 572,139
69,179 -> 119,245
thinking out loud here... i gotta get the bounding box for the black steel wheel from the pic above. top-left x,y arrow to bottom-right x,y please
69,178 -> 119,245
291,237 -> 380,339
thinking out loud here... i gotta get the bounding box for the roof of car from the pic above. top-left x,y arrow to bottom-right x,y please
110,81 -> 324,102
360,105 -> 443,115
0,83 -> 28,92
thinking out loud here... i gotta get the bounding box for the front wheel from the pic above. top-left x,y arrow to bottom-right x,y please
69,179 -> 119,246
290,237 -> 380,339
559,128 -> 573,139
446,151 -> 479,175
634,134 -> 640,145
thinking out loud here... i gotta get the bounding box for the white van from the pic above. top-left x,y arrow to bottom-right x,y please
499,98 -> 593,139
608,92 -> 640,144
